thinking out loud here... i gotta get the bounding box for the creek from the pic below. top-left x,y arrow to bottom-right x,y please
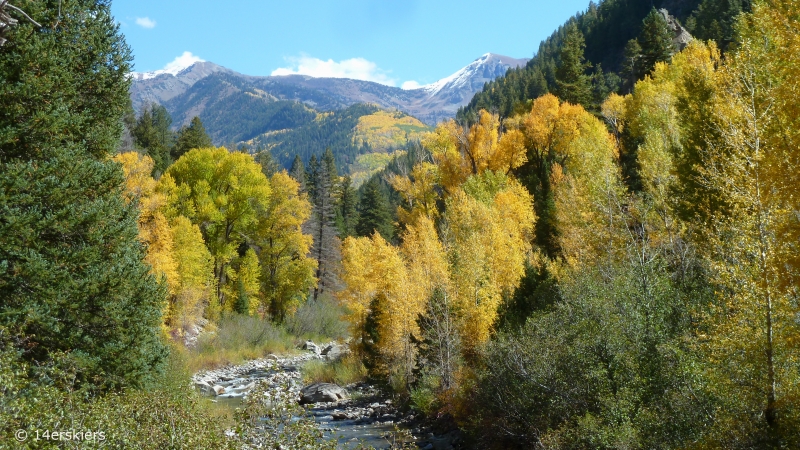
192,344 -> 418,449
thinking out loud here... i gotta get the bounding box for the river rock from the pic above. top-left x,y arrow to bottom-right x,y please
302,340 -> 321,354
228,381 -> 256,394
321,343 -> 346,360
212,385 -> 226,395
194,380 -> 216,396
299,382 -> 348,404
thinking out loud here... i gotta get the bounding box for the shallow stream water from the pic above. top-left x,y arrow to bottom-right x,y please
197,353 -> 414,449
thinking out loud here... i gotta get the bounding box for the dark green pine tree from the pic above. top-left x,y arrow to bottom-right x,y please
171,116 -> 212,161
321,148 -> 338,187
254,149 -> 280,178
336,175 -> 359,238
553,21 -> 592,107
686,0 -> 749,50
637,8 -> 675,79
0,0 -> 167,390
289,154 -> 306,192
306,154 -> 320,202
307,150 -> 340,300
356,177 -> 393,241
622,38 -> 643,92
591,63 -> 620,110
132,103 -> 174,177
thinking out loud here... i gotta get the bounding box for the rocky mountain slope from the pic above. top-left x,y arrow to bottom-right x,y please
129,53 -> 528,143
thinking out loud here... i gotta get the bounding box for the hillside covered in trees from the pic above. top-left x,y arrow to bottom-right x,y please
458,0 -> 751,121
247,104 -> 431,176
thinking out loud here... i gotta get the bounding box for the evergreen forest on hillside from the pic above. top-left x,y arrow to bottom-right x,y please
1,0 -> 798,449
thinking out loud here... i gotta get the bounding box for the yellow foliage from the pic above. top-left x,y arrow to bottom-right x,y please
340,234 -> 417,364
443,180 -> 534,350
423,120 -> 469,193
170,216 -> 214,329
353,110 -> 431,151
163,147 -> 272,311
343,108 -> 538,364
257,171 -> 317,321
515,94 -> 625,268
601,93 -> 627,147
423,110 -> 528,193
690,4 -> 800,439
390,162 -> 440,226
349,149 -> 406,187
401,216 -> 450,302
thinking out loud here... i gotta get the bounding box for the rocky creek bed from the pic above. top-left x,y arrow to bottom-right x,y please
191,341 -> 463,449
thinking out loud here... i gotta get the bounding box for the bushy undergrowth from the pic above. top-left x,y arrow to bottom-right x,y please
187,303 -> 349,372
301,354 -> 367,386
285,295 -> 349,341
188,314 -> 296,371
0,345 -> 233,450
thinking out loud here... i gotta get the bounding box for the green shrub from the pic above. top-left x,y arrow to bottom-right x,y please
0,345 -> 233,450
189,314 -> 295,371
409,384 -> 437,416
301,354 -> 366,386
285,295 -> 349,340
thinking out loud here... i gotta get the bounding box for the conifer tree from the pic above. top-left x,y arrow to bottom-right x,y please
336,175 -> 359,238
254,149 -> 280,178
0,0 -> 167,390
553,22 -> 592,107
622,38 -> 643,91
172,116 -> 212,161
356,178 -> 393,241
687,0 -> 749,49
289,154 -> 306,192
637,9 -> 675,79
306,151 -> 340,300
132,104 -> 175,177
306,154 -> 320,201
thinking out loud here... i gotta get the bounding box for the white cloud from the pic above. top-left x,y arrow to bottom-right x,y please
401,80 -> 422,90
272,55 -> 396,86
135,17 -> 156,29
162,51 -> 204,74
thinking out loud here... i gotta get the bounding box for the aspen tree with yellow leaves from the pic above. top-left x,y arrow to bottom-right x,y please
257,171 -> 317,322
341,109 -> 535,388
685,2 -> 800,444
163,148 -> 271,312
114,152 -> 215,330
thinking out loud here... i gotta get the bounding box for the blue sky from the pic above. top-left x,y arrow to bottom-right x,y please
112,0 -> 592,88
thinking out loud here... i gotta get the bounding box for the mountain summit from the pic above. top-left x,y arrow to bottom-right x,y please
128,53 -> 528,142
420,53 -> 529,98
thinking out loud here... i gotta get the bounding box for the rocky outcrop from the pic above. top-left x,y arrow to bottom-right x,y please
299,382 -> 349,404
321,343 -> 347,360
659,8 -> 694,51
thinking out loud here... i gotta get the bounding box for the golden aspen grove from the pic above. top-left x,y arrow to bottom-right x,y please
336,2 -> 800,448
115,148 -> 317,332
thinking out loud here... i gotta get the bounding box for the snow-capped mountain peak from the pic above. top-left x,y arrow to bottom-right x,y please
420,53 -> 528,97
130,52 -> 206,81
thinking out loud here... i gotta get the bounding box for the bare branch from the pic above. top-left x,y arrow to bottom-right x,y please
5,3 -> 42,28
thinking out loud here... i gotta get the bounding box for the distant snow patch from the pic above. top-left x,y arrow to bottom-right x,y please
131,51 -> 205,81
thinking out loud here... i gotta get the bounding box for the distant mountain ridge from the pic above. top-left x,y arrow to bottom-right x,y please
129,53 -> 528,144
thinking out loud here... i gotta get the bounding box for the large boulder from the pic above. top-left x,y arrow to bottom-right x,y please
321,343 -> 347,360
194,380 -> 216,396
299,382 -> 348,404
302,340 -> 321,354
